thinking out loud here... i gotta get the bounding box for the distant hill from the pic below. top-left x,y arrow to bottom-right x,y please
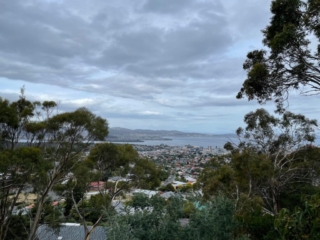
106,128 -> 318,144
108,127 -> 235,138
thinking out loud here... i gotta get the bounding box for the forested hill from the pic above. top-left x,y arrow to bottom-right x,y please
108,127 -> 235,137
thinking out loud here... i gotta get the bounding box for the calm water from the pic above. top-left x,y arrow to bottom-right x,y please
112,135 -> 320,148
114,136 -> 237,148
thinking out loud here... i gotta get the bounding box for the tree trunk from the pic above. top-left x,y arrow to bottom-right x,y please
28,180 -> 55,240
28,200 -> 44,240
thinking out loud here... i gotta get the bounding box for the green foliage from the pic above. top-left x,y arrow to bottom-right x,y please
237,211 -> 279,240
128,194 -> 167,212
166,196 -> 186,220
109,196 -> 180,240
87,143 -> 122,181
159,183 -> 175,192
71,194 -> 113,224
175,175 -> 187,182
175,184 -> 190,192
185,196 -> 241,240
0,92 -> 35,149
0,146 -> 44,239
132,158 -> 162,190
0,92 -> 110,240
275,194 -> 320,239
158,169 -> 169,181
237,0 -> 320,111
6,215 -> 30,240
106,215 -> 136,240
231,109 -> 317,153
183,201 -> 196,218
110,195 -> 247,240
279,183 -> 320,212
199,109 -> 318,215
29,198 -> 64,229
129,193 -> 152,209
122,197 -> 184,240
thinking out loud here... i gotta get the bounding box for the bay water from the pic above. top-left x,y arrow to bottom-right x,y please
112,135 -> 320,148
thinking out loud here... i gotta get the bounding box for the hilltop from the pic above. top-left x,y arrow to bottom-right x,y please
106,127 -> 236,142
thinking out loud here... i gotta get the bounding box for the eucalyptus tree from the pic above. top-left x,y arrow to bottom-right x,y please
67,143 -> 166,240
199,109 -> 318,215
28,107 -> 108,240
0,91 -> 45,239
0,90 -> 109,240
66,143 -> 136,240
237,0 -> 320,112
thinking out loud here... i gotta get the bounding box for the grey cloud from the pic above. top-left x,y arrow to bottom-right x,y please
0,92 -> 20,103
153,94 -> 258,109
224,0 -> 272,40
190,96 -> 257,108
75,75 -> 164,99
0,0 -> 235,94
92,110 -> 174,121
141,0 -> 193,14
0,0 -> 285,134
95,15 -> 232,77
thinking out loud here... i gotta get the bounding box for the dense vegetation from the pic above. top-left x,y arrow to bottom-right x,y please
0,89 -> 166,240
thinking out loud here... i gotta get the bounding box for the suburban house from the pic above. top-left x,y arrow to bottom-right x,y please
88,181 -> 105,191
36,223 -> 106,240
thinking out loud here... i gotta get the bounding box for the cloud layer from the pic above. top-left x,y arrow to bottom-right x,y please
1,0 -> 318,133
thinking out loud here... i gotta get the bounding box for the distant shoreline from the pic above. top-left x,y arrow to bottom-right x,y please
107,138 -> 172,143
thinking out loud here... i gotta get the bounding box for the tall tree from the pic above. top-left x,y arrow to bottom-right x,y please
67,143 -> 165,240
200,109 -> 318,215
68,143 -> 136,240
0,89 -> 44,239
237,0 -> 320,111
27,107 -> 108,240
0,90 -> 109,240
0,146 -> 42,239
0,88 -> 35,149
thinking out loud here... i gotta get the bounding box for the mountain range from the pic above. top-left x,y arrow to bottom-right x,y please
108,127 -> 235,138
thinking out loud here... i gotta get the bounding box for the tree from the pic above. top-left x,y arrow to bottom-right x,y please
131,158 -> 162,190
237,0 -> 320,112
199,109 -> 318,215
0,88 -> 35,150
0,90 -> 109,240
0,89 -> 47,239
159,183 -> 175,192
66,143 -> 137,240
184,196 -> 244,240
108,195 -> 248,240
63,142 -> 167,240
0,146 -> 42,239
27,107 -> 108,240
275,194 -> 320,239
110,196 -> 184,240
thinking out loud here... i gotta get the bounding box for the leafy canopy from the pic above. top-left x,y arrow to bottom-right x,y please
237,0 -> 320,112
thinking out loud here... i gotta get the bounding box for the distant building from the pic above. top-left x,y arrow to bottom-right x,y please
88,181 -> 105,191
160,191 -> 176,200
132,189 -> 158,198
36,224 -> 106,240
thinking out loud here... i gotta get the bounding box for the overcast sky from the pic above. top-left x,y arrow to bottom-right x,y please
1,0 -> 319,134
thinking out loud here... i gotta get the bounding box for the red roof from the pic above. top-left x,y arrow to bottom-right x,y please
89,181 -> 105,188
26,203 -> 35,209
